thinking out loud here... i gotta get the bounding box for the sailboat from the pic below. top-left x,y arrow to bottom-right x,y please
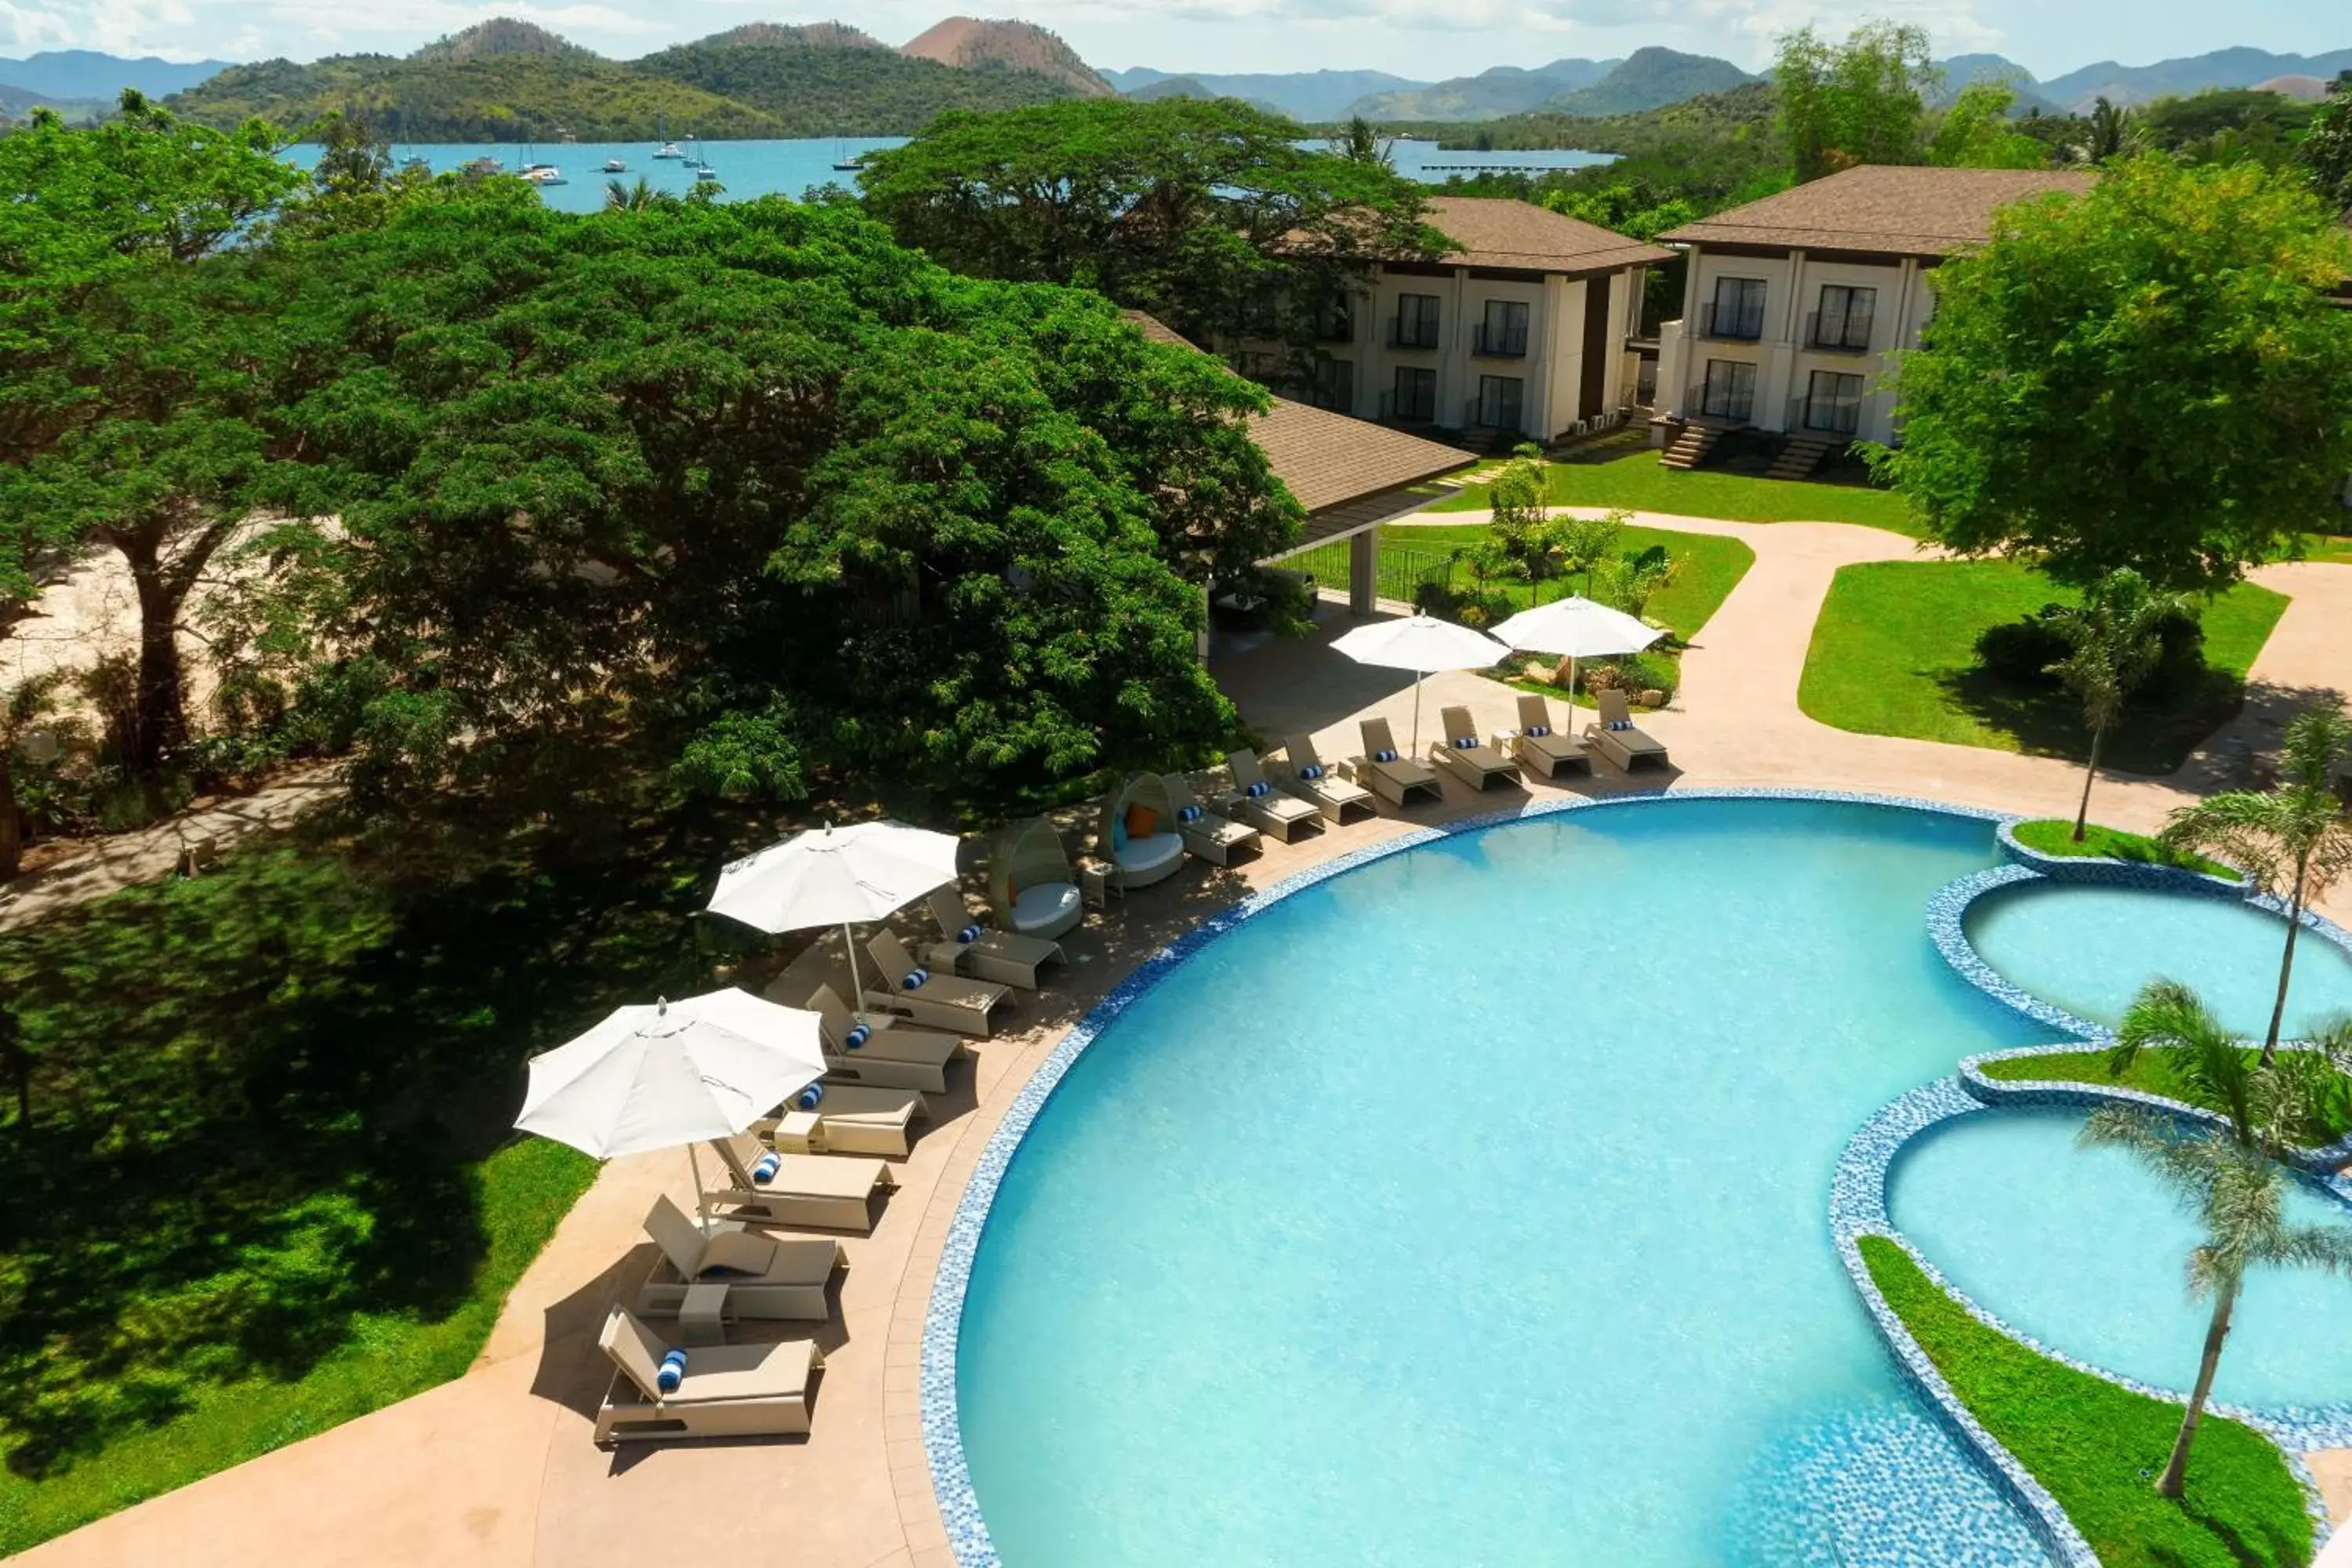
652,111 -> 683,161
830,138 -> 863,172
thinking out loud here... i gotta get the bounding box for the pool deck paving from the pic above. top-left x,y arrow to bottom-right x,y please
21,510 -> 2352,1568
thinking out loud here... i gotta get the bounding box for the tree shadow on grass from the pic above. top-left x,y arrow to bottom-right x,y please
1935,666 -> 2256,777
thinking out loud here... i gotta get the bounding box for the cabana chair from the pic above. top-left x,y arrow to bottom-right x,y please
922,887 -> 1063,990
1094,772 -> 1189,889
1585,688 -> 1671,771
1279,734 -> 1377,824
1510,693 -> 1592,779
1163,773 -> 1259,866
704,1134 -> 898,1234
985,817 -> 1084,942
1352,717 -> 1443,807
864,930 -> 1010,1036
799,982 -> 964,1095
593,1306 -> 824,1444
1210,751 -> 1325,843
1429,705 -> 1522,792
752,1082 -> 926,1159
634,1194 -> 843,1323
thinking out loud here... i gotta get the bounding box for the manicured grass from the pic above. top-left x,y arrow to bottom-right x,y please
1975,1050 -> 2352,1143
1858,1235 -> 2314,1568
2009,818 -> 2235,880
0,1138 -> 597,1554
1377,522 -> 1755,644
1798,560 -> 2290,775
1428,446 -> 1925,535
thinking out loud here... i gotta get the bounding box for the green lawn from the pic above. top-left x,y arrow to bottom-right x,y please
1976,1048 -> 2352,1143
2009,818 -> 2234,879
1377,521 -> 1755,643
1859,1236 -> 2313,1567
1798,560 -> 2290,774
1428,446 -> 1925,535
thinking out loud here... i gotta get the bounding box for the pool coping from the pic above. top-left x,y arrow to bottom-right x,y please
919,786 -> 2013,1566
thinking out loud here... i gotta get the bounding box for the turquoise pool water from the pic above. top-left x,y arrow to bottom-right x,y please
1892,1106 -> 2352,1408
953,799 -> 2058,1566
1965,882 -> 2352,1037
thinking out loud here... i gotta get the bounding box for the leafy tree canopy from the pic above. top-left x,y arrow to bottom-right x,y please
1868,155 -> 2352,593
856,97 -> 1449,362
2301,73 -> 2352,215
1774,21 -> 1939,182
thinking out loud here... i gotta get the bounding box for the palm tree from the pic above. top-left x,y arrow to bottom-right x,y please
2084,96 -> 2141,163
2161,706 -> 2352,1062
2082,1100 -> 2352,1497
603,176 -> 674,212
1329,115 -> 1392,168
2105,978 -> 2332,1154
2045,568 -> 2190,841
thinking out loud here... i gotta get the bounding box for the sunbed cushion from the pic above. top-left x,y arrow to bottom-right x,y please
698,1229 -> 778,1278
1011,881 -> 1080,935
665,1339 -> 818,1403
1115,833 -> 1184,880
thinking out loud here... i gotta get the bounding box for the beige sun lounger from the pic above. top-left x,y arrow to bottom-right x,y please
594,1306 -> 824,1445
1428,706 -> 1522,792
1352,717 -> 1443,806
923,887 -> 1063,990
1511,693 -> 1592,779
863,931 -> 1010,1036
1280,735 -> 1377,823
704,1134 -> 898,1234
1164,773 -> 1260,866
1585,688 -> 1671,771
753,1082 -> 926,1158
1211,750 -> 1325,842
802,982 -> 963,1094
635,1194 -> 843,1322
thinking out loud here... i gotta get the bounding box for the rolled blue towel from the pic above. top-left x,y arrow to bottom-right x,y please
794,1081 -> 825,1112
1453,735 -> 1477,750
1525,725 -> 1549,739
1610,718 -> 1634,731
1298,764 -> 1323,780
750,1150 -> 782,1183
844,1022 -> 871,1050
1246,780 -> 1271,797
958,923 -> 982,944
657,1347 -> 687,1395
901,967 -> 929,989
1374,748 -> 1397,764
1177,804 -> 1203,824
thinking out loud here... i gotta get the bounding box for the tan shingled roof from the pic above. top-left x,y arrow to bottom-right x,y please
1658,165 -> 2097,259
1121,311 -> 1468,516
1420,196 -> 1674,274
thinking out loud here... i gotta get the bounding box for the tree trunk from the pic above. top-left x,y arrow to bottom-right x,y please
2263,851 -> 2309,1067
0,751 -> 19,883
2072,722 -> 2105,841
2158,1279 -> 2237,1497
127,553 -> 188,775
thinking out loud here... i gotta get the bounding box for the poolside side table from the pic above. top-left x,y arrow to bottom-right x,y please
768,1109 -> 824,1155
678,1283 -> 731,1347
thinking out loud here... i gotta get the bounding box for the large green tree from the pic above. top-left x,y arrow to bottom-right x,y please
1869,156 -> 2352,593
856,97 -> 1447,379
1773,21 -> 1938,182
2301,73 -> 2352,214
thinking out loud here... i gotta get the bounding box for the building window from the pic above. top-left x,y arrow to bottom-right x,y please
1473,299 -> 1528,358
1700,359 -> 1756,423
1703,278 -> 1767,341
1392,294 -> 1441,350
1809,285 -> 1876,352
1313,358 -> 1356,414
1316,300 -> 1354,343
1803,370 -> 1864,434
1388,366 -> 1437,421
1472,376 -> 1525,430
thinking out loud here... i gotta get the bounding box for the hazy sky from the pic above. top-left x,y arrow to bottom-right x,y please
2,0 -> 2344,82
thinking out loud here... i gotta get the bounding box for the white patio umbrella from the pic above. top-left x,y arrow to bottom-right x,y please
1329,614 -> 1510,752
1490,596 -> 1664,715
705,818 -> 961,1008
515,987 -> 828,1225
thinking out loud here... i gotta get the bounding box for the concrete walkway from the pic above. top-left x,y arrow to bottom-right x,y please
24,512 -> 2352,1568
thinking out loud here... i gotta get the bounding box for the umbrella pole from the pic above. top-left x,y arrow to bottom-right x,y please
1570,655 -> 1581,724
1411,670 -> 1424,753
688,1142 -> 709,1233
843,920 -> 863,1012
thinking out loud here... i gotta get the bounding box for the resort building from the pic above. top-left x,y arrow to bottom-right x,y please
1653,166 -> 2097,471
1232,197 -> 1671,445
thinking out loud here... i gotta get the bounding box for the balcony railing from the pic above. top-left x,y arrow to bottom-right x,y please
1471,323 -> 1527,358
1686,380 -> 1756,425
1389,318 -> 1440,350
1803,312 -> 1874,354
1697,301 -> 1766,343
1786,394 -> 1861,437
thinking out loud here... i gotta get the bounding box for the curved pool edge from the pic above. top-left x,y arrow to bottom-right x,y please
1834,1077 -> 2350,1566
1927,833 -> 2352,1047
919,786 -> 2011,1567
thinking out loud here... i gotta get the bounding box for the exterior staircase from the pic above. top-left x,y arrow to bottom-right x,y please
1766,433 -> 1841,481
1659,423 -> 1720,470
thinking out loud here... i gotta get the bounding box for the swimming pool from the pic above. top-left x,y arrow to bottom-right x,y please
1892,1106 -> 2352,1408
946,797 -> 2065,1565
1964,882 -> 2352,1038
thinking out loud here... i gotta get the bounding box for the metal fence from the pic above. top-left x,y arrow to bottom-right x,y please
1283,540 -> 1460,608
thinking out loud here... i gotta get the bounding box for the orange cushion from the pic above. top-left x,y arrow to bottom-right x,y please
1124,802 -> 1159,840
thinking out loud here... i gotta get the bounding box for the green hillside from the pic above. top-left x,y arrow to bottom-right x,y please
168,54 -> 785,142
1369,81 -> 1777,154
634,42 -> 1076,135
1548,47 -> 1755,117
